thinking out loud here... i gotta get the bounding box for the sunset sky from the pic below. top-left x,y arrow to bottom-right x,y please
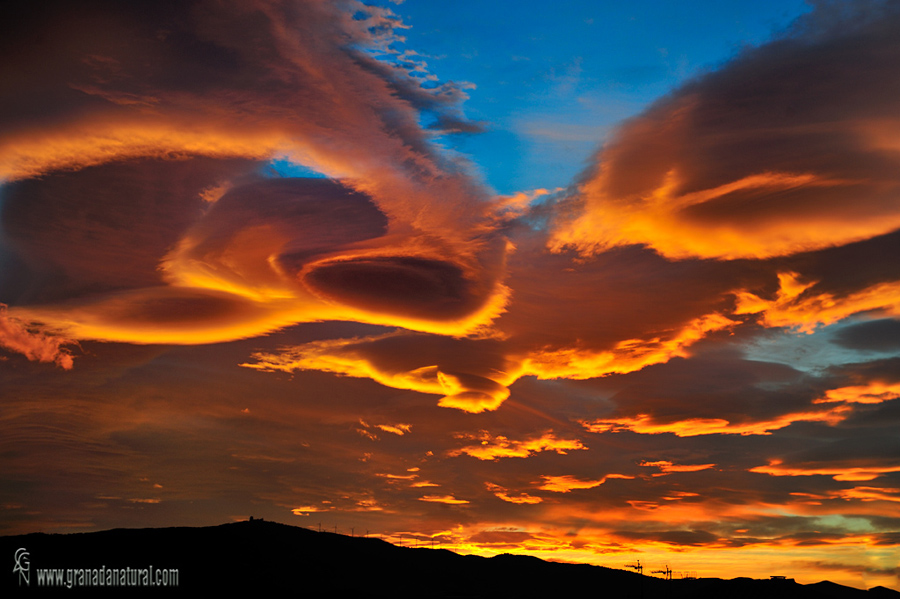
2,0 -> 900,590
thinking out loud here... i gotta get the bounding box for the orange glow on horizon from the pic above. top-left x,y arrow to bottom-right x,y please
426,517 -> 899,591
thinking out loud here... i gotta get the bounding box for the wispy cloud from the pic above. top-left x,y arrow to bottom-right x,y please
0,304 -> 75,368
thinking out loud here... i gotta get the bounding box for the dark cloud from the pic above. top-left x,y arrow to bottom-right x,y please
872,532 -> 900,547
775,230 -> 900,297
583,353 -> 812,423
832,319 -> 900,352
209,178 -> 389,267
612,529 -> 720,547
499,238 -> 750,349
305,257 -> 473,321
165,176 -> 391,297
828,357 -> 900,382
0,157 -> 258,304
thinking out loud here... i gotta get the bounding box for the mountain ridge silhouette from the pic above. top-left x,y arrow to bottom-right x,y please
2,519 -> 897,597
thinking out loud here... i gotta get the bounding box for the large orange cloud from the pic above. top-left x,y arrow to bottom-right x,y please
0,0 -> 491,255
241,307 -> 738,412
4,173 -> 507,346
243,333 -> 517,413
0,0 -> 511,356
550,2 -> 900,260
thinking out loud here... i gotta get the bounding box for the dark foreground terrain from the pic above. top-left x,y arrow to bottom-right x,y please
2,520 -> 898,597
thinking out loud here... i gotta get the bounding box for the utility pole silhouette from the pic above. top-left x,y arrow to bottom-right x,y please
350,527 -> 354,538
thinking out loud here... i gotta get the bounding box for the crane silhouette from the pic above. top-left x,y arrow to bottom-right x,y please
652,565 -> 673,580
625,559 -> 644,599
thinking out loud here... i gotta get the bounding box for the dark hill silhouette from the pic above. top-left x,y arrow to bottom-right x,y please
2,520 -> 897,597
